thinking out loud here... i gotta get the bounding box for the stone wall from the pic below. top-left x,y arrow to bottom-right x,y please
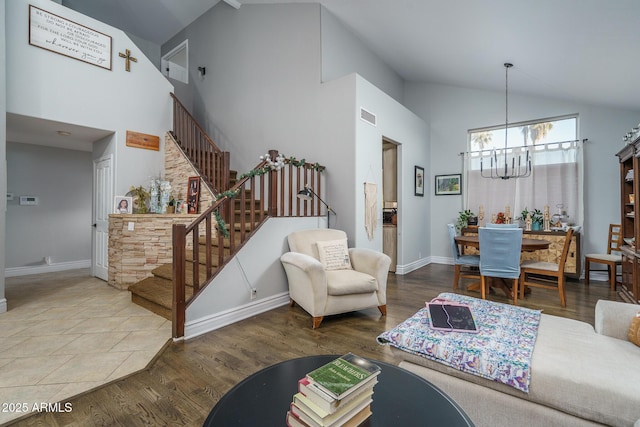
164,134 -> 215,213
108,213 -> 204,289
107,134 -> 220,290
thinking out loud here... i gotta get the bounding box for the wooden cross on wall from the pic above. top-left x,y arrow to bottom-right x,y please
118,49 -> 137,72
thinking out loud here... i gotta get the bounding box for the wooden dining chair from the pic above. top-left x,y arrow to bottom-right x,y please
584,224 -> 622,290
447,224 -> 480,289
478,227 -> 523,305
519,228 -> 574,307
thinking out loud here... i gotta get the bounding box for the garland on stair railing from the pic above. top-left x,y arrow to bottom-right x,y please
213,152 -> 325,238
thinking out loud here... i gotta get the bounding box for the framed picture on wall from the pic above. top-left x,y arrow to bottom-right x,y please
435,174 -> 462,196
414,166 -> 425,196
187,176 -> 200,214
114,196 -> 133,214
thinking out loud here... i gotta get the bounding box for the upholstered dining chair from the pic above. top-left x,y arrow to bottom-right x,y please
478,227 -> 523,305
280,229 -> 391,329
520,228 -> 575,307
584,224 -> 622,290
447,224 -> 480,289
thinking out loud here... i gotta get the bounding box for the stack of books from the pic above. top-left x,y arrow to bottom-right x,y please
286,353 -> 381,427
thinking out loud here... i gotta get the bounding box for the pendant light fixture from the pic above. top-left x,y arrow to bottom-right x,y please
480,63 -> 532,179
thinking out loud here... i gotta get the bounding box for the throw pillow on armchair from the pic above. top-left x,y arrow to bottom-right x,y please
629,311 -> 640,346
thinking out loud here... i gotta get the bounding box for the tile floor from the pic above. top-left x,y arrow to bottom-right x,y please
0,269 -> 171,424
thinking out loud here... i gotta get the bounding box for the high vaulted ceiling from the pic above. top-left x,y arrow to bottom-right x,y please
64,0 -> 640,112
54,0 -> 640,113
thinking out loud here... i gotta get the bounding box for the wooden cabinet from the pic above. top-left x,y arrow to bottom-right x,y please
616,144 -> 640,303
461,228 -> 581,278
383,225 -> 397,272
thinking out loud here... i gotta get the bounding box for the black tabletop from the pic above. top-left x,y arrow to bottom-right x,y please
203,354 -> 474,427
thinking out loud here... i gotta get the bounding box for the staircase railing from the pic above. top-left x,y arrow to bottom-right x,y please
170,93 -> 231,193
172,150 -> 325,338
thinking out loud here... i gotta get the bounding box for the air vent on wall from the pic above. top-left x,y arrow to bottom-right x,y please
360,107 -> 377,127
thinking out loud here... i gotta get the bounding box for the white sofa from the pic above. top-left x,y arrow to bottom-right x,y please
392,300 -> 640,427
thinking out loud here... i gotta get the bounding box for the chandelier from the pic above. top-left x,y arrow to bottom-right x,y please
481,63 -> 532,180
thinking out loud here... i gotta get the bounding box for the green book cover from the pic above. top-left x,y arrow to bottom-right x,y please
306,353 -> 380,399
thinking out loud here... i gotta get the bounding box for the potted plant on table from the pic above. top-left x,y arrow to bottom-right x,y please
456,209 -> 477,231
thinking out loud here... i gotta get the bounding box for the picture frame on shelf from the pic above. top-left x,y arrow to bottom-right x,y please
187,176 -> 200,214
435,174 -> 461,196
414,166 -> 425,197
114,196 -> 133,214
175,199 -> 185,214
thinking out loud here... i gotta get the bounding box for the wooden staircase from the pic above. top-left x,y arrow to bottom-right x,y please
127,93 -> 325,337
129,174 -> 263,320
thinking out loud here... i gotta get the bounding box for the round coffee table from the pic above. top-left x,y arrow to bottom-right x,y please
203,354 -> 474,426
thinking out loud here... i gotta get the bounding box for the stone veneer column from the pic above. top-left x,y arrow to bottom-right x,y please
164,133 -> 215,212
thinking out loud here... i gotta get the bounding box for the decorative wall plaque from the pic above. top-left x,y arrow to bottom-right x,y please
29,5 -> 112,70
126,131 -> 160,151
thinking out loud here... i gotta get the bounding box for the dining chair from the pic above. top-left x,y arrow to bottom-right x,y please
584,224 -> 622,290
447,224 -> 480,289
519,228 -> 575,307
478,227 -> 523,305
485,223 -> 519,228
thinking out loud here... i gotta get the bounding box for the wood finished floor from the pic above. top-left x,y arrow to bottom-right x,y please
10,264 -> 622,427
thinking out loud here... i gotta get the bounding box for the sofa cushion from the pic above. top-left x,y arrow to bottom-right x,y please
391,313 -> 640,426
325,270 -> 377,295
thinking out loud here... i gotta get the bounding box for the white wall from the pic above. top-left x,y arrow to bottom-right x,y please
163,3 -> 431,273
5,143 -> 92,269
320,6 -> 404,104
6,0 -> 173,197
354,75 -> 430,272
185,216 -> 324,339
403,82 -> 640,261
0,0 -> 7,312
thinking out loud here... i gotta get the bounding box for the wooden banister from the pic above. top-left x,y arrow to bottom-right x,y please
170,93 -> 231,193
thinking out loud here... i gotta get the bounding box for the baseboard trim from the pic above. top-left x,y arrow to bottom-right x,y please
5,260 -> 92,277
395,257 -> 431,275
184,292 -> 290,340
0,299 -> 7,313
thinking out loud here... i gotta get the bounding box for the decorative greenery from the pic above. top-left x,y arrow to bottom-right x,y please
456,209 -> 476,230
213,209 -> 229,238
129,185 -> 150,214
519,207 -> 543,225
530,209 -> 544,225
215,153 -> 324,238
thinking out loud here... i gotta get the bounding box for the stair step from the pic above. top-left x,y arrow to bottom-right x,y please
152,263 -> 209,285
199,231 -> 243,245
129,276 -> 193,320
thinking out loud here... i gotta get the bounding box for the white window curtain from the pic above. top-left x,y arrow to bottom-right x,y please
464,141 -> 582,225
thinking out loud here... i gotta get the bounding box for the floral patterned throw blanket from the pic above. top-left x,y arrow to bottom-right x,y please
377,293 -> 541,393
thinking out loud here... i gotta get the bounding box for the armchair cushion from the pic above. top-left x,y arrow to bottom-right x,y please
316,239 -> 352,270
326,270 -> 377,295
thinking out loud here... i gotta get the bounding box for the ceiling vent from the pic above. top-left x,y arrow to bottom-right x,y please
360,107 -> 377,127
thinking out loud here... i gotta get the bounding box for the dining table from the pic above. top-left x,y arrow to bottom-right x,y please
454,234 -> 551,299
454,235 -> 551,252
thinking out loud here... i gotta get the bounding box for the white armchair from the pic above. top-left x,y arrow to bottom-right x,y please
280,229 -> 391,328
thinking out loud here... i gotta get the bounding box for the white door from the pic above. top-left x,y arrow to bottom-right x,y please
93,155 -> 113,281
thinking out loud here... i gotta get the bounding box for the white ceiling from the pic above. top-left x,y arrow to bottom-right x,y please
12,0 -> 640,149
64,0 -> 640,111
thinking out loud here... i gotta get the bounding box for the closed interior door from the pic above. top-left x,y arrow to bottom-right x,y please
93,155 -> 113,281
